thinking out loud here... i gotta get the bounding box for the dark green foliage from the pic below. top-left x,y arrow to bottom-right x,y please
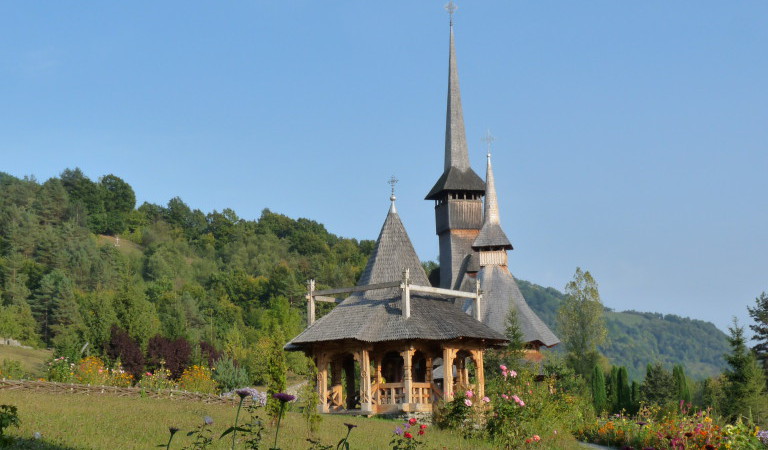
672,364 -> 692,404
722,320 -> 768,422
504,307 -> 526,360
616,366 -> 632,413
266,332 -> 288,420
146,335 -> 192,379
640,363 -> 676,407
0,404 -> 20,444
747,292 -> 768,379
212,356 -> 249,392
519,280 -> 730,380
591,365 -> 607,415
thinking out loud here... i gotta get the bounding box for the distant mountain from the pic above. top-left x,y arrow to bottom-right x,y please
517,279 -> 729,380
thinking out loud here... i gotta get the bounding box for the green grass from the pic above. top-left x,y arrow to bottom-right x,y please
0,390 -> 511,449
0,345 -> 52,378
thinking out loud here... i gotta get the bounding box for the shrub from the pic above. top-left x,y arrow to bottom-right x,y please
46,356 -> 75,382
0,404 -> 20,446
0,359 -> 25,380
105,326 -> 145,379
212,355 -> 249,392
147,335 -> 191,379
74,356 -> 111,385
178,365 -> 218,394
137,367 -> 176,390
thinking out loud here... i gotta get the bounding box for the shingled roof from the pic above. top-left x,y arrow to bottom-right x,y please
473,153 -> 513,250
286,201 -> 507,349
459,265 -> 559,348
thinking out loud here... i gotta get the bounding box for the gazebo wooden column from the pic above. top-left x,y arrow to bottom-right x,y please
316,353 -> 329,413
401,347 -> 414,406
359,349 -> 373,413
442,347 -> 457,401
470,349 -> 485,398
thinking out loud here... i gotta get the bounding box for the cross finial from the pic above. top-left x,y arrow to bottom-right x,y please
445,1 -> 457,25
481,129 -> 496,157
388,175 -> 399,198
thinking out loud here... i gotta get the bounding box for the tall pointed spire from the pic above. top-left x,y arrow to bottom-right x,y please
445,18 -> 470,171
425,6 -> 485,200
473,150 -> 513,250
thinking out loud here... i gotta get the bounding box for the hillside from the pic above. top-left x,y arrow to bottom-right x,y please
0,168 -> 730,384
518,280 -> 729,380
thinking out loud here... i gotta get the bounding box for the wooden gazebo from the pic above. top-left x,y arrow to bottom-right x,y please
285,199 -> 507,414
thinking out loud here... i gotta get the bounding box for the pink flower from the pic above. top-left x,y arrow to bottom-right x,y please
465,390 -> 473,398
146,372 -> 152,376
520,401 -> 525,406
533,435 -> 540,442
509,370 -> 517,378
501,394 -> 509,400
464,398 -> 472,407
512,395 -> 520,403
500,364 -> 507,371
482,396 -> 490,403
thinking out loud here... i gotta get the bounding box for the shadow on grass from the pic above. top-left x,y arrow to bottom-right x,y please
3,437 -> 80,449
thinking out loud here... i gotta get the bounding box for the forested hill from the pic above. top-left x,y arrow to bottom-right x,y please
0,169 -> 728,383
518,280 -> 729,380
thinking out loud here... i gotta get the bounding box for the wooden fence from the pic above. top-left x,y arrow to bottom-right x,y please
0,379 -> 240,405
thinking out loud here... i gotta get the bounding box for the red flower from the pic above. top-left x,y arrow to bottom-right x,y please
404,432 -> 413,439
408,418 -> 417,425
418,430 -> 424,435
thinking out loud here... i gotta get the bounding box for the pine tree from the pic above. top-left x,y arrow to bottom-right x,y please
504,307 -> 526,361
591,365 -> 608,415
747,292 -> 768,379
608,366 -> 619,413
722,319 -> 768,422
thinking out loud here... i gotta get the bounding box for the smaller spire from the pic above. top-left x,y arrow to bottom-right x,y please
472,138 -> 513,251
388,175 -> 399,213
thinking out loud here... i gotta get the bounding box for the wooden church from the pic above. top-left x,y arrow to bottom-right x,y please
285,6 -> 557,415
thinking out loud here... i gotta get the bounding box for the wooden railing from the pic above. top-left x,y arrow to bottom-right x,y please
430,382 -> 444,403
373,382 -> 404,405
411,382 -> 431,404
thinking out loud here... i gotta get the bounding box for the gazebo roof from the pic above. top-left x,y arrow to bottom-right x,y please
286,201 -> 506,350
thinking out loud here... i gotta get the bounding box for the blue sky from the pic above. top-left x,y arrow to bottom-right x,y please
2,1 -> 766,336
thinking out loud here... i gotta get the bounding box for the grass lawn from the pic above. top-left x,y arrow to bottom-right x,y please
0,345 -> 51,378
0,390 -> 508,449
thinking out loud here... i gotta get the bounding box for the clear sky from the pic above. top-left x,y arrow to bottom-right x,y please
2,1 -> 766,336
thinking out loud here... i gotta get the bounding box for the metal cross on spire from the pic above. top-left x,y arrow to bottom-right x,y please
481,129 -> 496,157
445,1 -> 457,24
388,175 -> 399,197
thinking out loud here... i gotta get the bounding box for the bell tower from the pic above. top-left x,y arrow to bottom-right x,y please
426,4 -> 485,289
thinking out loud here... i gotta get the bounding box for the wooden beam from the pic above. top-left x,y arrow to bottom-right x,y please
409,284 -> 478,299
314,280 -> 401,296
314,296 -> 342,303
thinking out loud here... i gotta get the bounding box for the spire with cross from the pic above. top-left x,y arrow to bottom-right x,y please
388,175 -> 399,212
445,1 -> 457,25
481,129 -> 496,157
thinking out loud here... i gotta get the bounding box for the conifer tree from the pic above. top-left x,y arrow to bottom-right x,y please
722,319 -> 768,422
617,366 -> 632,412
266,331 -> 288,420
747,292 -> 768,379
672,364 -> 692,404
591,365 -> 608,415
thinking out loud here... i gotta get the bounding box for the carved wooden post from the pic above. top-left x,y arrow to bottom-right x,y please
402,346 -> 414,407
400,269 -> 411,318
316,353 -> 329,413
359,349 -> 373,413
442,347 -> 455,401
472,349 -> 485,398
307,279 -> 316,326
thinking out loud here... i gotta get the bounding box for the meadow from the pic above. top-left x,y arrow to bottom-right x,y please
0,389 -> 520,450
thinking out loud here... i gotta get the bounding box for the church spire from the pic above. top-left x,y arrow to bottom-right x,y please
425,5 -> 485,200
444,6 -> 470,172
473,140 -> 513,251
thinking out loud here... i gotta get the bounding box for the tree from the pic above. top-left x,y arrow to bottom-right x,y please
617,366 -> 632,413
672,364 -> 692,404
556,267 -> 607,378
640,363 -> 676,406
504,307 -> 526,361
591,365 -> 608,415
722,319 -> 768,422
747,291 -> 768,379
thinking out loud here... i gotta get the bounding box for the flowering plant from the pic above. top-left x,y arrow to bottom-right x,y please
46,356 -> 75,382
390,417 -> 428,450
178,365 -> 218,394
